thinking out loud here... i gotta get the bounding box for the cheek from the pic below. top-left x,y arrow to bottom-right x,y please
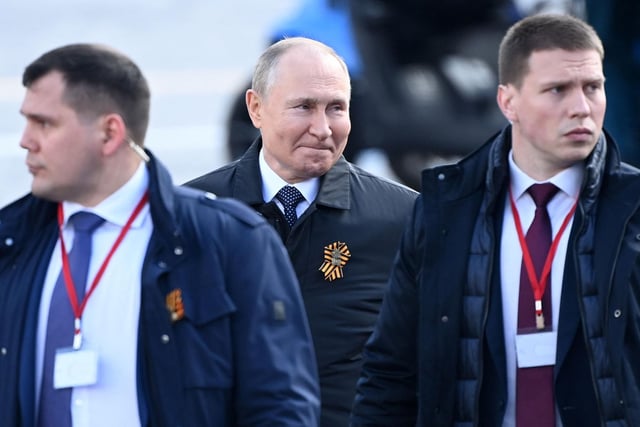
333,118 -> 351,141
594,99 -> 607,122
271,116 -> 303,138
341,119 -> 352,137
522,106 -> 553,129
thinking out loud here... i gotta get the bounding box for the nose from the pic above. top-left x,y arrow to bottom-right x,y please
19,124 -> 38,151
309,111 -> 332,140
568,89 -> 591,118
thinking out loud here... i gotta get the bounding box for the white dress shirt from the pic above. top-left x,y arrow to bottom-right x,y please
500,151 -> 583,427
258,148 -> 319,218
36,162 -> 152,427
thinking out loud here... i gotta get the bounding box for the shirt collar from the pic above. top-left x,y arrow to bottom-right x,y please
508,150 -> 583,201
61,162 -> 150,228
258,148 -> 319,203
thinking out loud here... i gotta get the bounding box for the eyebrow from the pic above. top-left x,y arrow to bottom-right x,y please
540,75 -> 605,87
19,110 -> 57,125
20,110 -> 44,119
289,96 -> 348,105
289,97 -> 317,105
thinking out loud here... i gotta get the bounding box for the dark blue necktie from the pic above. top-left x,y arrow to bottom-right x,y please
275,185 -> 305,228
516,183 -> 558,427
38,212 -> 104,427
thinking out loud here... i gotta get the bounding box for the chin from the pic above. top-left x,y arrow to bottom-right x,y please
563,149 -> 593,165
301,164 -> 331,179
31,184 -> 58,202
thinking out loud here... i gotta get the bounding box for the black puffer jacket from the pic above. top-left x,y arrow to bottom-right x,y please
352,126 -> 640,426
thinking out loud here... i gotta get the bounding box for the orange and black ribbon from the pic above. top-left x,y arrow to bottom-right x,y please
166,288 -> 185,322
319,241 -> 351,282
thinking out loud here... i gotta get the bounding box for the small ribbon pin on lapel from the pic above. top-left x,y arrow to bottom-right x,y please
166,288 -> 185,322
319,241 -> 351,282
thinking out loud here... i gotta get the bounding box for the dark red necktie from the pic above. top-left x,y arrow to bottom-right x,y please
516,183 -> 558,427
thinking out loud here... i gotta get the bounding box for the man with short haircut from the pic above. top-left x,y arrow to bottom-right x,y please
0,43 -> 319,426
352,13 -> 640,426
187,37 -> 418,426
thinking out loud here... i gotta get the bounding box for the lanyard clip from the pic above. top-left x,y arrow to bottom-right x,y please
73,317 -> 83,350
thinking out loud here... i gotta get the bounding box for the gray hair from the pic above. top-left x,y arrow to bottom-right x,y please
251,37 -> 351,98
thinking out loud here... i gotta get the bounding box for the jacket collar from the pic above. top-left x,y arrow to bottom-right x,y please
485,125 -> 612,209
424,125 -> 614,212
0,149 -> 182,254
144,150 -> 179,234
134,150 -> 189,264
230,137 -> 352,210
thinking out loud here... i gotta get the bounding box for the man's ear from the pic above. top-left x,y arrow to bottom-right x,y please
246,89 -> 263,129
497,84 -> 518,124
100,113 -> 128,155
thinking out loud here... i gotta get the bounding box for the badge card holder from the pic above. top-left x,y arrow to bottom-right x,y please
53,347 -> 99,389
515,331 -> 557,368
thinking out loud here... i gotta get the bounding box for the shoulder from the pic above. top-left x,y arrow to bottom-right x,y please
183,161 -> 239,196
347,162 -> 418,200
0,194 -> 57,259
172,185 -> 265,229
0,194 -> 56,233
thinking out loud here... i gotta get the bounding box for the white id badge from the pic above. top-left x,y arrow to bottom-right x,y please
53,348 -> 99,389
515,331 -> 557,368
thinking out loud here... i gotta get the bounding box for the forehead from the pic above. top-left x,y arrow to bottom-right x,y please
270,47 -> 350,95
21,71 -> 69,112
524,49 -> 603,82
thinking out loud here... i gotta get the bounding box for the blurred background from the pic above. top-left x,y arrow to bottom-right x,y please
1,0 -> 638,205
0,0 -> 301,206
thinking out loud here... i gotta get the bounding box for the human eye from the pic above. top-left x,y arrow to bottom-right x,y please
328,102 -> 347,113
548,85 -> 564,94
585,81 -> 603,93
293,101 -> 311,111
28,116 -> 51,129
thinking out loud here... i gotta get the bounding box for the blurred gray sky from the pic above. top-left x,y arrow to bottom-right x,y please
0,0 -> 300,205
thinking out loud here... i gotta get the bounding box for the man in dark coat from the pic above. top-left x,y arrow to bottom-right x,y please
186,37 -> 417,427
352,14 -> 640,426
0,43 -> 319,426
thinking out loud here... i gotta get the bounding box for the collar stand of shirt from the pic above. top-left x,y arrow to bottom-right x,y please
61,161 -> 150,230
507,149 -> 584,202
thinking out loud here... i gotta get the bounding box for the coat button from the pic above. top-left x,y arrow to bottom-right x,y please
614,309 -> 622,318
438,173 -> 445,181
174,246 -> 183,256
441,315 -> 449,323
1,347 -> 7,355
4,238 -> 13,246
158,261 -> 167,269
161,334 -> 170,344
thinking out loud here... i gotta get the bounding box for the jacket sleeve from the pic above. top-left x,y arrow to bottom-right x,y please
350,198 -> 423,427
225,219 -> 321,426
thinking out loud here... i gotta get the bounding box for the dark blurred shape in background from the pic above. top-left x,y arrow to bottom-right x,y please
347,0 -> 511,189
584,0 -> 640,167
227,0 -> 640,190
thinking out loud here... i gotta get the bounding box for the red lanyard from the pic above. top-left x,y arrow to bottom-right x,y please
508,187 -> 577,319
57,192 -> 149,349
